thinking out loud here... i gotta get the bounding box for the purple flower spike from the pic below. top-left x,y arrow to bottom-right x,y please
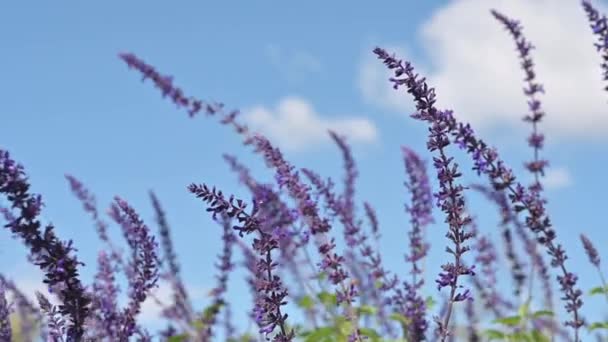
0,150 -> 91,340
395,147 -> 434,341
491,9 -> 549,193
582,1 -> 608,92
189,184 -> 294,341
581,234 -> 601,267
374,46 -> 585,341
149,191 -> 193,325
109,197 -> 160,340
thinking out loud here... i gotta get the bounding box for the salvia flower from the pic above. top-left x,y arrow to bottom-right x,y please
65,175 -> 111,243
149,191 -> 193,325
0,150 -> 91,340
91,250 -> 120,340
119,52 -> 250,136
224,154 -> 299,262
198,214 -> 236,340
470,185 -> 527,297
36,292 -> 66,341
580,234 -> 608,304
374,46 -> 584,339
396,147 -> 434,341
471,184 -> 553,311
491,9 -> 549,193
469,219 -> 514,317
108,197 -> 160,340
409,113 -> 475,341
582,0 -> 608,91
188,184 -> 294,341
249,136 -> 359,312
580,234 -> 600,267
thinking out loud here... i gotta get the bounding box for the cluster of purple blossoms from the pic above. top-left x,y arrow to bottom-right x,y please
374,48 -> 476,341
108,197 -> 160,340
582,0 -> 608,90
189,184 -> 294,341
373,28 -> 587,337
491,9 -> 549,194
149,192 -> 194,328
0,150 -> 91,341
394,147 -> 433,341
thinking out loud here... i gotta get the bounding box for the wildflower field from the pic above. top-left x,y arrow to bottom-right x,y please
2,1 -> 608,341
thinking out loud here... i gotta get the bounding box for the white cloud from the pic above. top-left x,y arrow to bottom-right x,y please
265,44 -> 322,83
359,0 -> 608,140
139,281 -> 209,324
542,167 -> 572,190
244,96 -> 378,151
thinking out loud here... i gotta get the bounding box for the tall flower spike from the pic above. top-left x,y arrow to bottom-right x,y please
36,292 -> 66,340
580,234 -> 600,267
328,130 -> 358,226
580,234 -> 608,303
491,9 -> 549,193
249,136 -> 361,320
397,147 -> 434,341
383,100 -> 475,340
471,184 -> 553,310
149,191 -> 193,325
582,1 -> 608,92
328,132 -> 396,313
119,53 -> 250,137
65,175 -> 111,243
469,218 -> 514,317
198,214 -> 236,340
223,154 -> 299,264
374,46 -> 584,340
109,197 -> 160,340
121,56 -> 361,338
0,150 -> 91,340
189,184 -> 294,341
91,250 -> 120,340
471,184 -> 526,296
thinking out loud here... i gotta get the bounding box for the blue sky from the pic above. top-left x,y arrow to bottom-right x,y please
1,0 -> 608,339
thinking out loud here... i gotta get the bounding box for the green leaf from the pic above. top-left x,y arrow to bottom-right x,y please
484,329 -> 506,340
588,286 -> 608,296
358,327 -> 381,341
588,321 -> 608,331
167,335 -> 189,342
298,295 -> 315,310
389,312 -> 410,325
532,310 -> 554,318
357,305 -> 378,316
201,301 -> 225,321
493,315 -> 522,326
509,331 -> 533,341
530,330 -> 550,342
317,291 -> 337,307
518,301 -> 530,317
335,316 -> 354,337
301,327 -> 335,342
425,296 -> 436,310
